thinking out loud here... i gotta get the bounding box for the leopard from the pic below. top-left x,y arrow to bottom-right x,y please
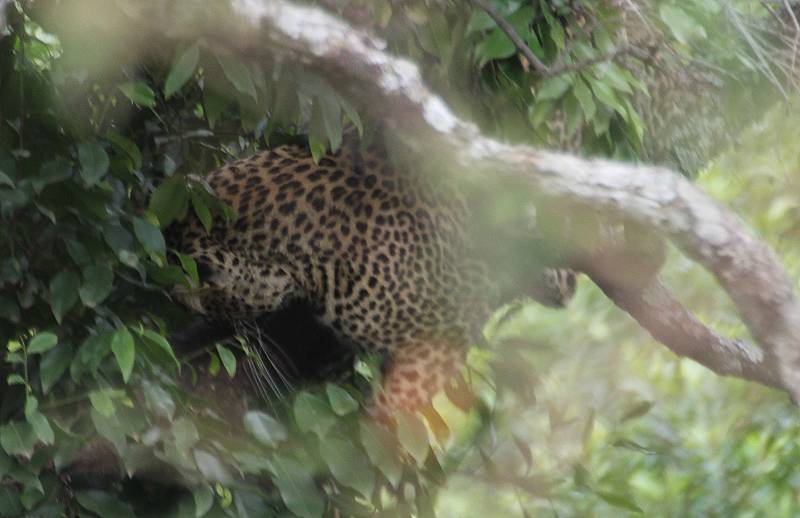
169,128 -> 576,419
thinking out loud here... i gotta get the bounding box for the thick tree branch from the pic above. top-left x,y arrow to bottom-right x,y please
138,0 -> 800,398
589,271 -> 783,390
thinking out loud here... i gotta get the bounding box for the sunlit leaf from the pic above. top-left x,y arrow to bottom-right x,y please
217,53 -> 257,100
27,332 -> 57,354
89,389 -> 116,417
326,384 -> 359,416
172,417 -> 200,451
537,74 -> 574,101
243,411 -> 287,447
319,435 -> 374,498
659,5 -> 706,45
293,392 -> 337,437
0,421 -> 37,458
396,412 -> 430,465
192,485 -> 214,517
118,81 -> 156,108
271,455 -> 324,518
194,450 -> 233,484
165,44 -> 200,98
143,380 -> 175,420
111,327 -> 135,383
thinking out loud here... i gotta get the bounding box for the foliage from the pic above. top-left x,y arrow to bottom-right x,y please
0,0 -> 798,517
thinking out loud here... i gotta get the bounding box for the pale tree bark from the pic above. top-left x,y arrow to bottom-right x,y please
154,0 -> 800,397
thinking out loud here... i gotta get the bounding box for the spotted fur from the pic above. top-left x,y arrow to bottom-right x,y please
171,131 -> 575,418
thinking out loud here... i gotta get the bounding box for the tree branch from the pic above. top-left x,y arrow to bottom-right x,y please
152,0 -> 800,398
545,45 -> 653,77
587,270 -> 783,390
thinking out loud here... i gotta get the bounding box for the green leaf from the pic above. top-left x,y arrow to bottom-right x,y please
76,490 -> 137,518
293,392 -> 337,437
191,192 -> 213,233
309,135 -> 326,164
172,417 -> 200,451
216,54 -> 257,100
319,436 -> 374,498
243,411 -> 287,447
271,455 -> 324,518
89,389 -> 116,417
33,158 -> 72,193
588,76 -> 626,116
194,450 -> 233,484
118,81 -> 157,108
621,400 -> 654,421
165,44 -> 200,98
40,344 -> 73,394
111,327 -> 135,383
48,270 -> 80,323
594,62 -> 634,94
27,332 -> 58,354
203,88 -> 228,129
65,238 -> 92,266
24,395 -> 37,419
573,77 -> 596,121
78,141 -> 110,186
473,6 -> 536,66
216,344 -> 236,378
0,421 -> 37,458
0,486 -> 22,517
79,263 -> 114,308
143,380 -> 175,420
597,491 -> 644,514
340,99 -> 363,137
149,176 -> 189,227
528,100 -> 555,129
140,329 -> 180,373
74,333 -> 112,379
133,217 -> 166,257
325,384 -> 359,416
659,5 -> 706,45
474,28 -> 516,66
103,222 -> 135,256
176,252 -> 200,286
192,485 -> 214,518
6,374 -> 26,386
396,412 -> 430,465
319,95 -> 342,152
537,74 -> 574,101
107,131 -> 142,171
360,421 -> 402,487
26,411 -> 54,446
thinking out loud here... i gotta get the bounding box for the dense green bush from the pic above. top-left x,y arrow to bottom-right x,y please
0,0 -> 798,516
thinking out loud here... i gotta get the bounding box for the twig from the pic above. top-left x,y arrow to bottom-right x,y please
469,0 -> 550,74
545,45 -> 652,77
